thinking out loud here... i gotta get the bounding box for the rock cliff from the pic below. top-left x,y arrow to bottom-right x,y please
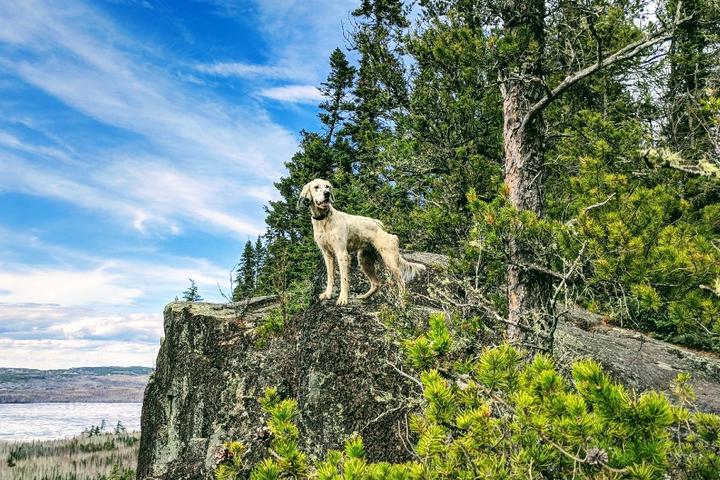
137,252 -> 720,479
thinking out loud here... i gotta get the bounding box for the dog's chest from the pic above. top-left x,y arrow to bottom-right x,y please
312,219 -> 335,245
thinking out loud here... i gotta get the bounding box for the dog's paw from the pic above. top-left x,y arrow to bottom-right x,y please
319,292 -> 332,300
336,296 -> 348,306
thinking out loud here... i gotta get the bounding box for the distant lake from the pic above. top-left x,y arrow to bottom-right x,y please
0,402 -> 142,441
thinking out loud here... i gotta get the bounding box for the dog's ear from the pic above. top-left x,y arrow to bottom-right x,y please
329,183 -> 336,203
296,183 -> 311,209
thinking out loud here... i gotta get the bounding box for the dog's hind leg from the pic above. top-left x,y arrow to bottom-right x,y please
376,233 -> 405,294
357,248 -> 381,300
319,249 -> 335,300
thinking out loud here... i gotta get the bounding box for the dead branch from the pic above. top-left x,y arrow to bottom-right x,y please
520,14 -> 688,132
385,360 -> 424,390
566,193 -> 616,226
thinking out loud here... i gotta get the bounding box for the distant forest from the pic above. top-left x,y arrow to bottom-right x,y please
229,0 -> 719,354
0,367 -> 151,402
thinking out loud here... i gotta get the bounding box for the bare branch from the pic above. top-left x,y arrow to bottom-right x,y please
384,360 -> 423,390
566,193 -> 616,226
520,19 -> 687,131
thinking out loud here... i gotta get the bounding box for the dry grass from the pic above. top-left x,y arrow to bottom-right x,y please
0,432 -> 139,480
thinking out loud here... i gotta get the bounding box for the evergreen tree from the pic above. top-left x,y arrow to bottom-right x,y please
259,48 -> 359,291
349,0 -> 409,139
233,240 -> 256,300
247,0 -> 719,354
664,0 -> 719,160
182,278 -> 203,302
318,48 -> 356,146
253,236 -> 266,290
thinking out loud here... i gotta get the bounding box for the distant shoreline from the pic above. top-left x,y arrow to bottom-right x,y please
0,366 -> 151,403
0,400 -> 144,404
0,402 -> 143,443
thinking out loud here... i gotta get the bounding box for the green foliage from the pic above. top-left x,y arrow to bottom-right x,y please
547,111 -> 720,350
214,441 -> 247,480
462,190 -> 581,315
249,388 -> 309,480
234,239 -> 265,301
252,0 -> 719,355
104,463 -> 135,480
237,344 -> 720,480
181,278 -> 203,302
255,280 -> 312,347
228,0 -> 720,477
403,313 -> 452,370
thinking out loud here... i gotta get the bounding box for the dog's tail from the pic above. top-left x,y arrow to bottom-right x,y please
399,256 -> 427,283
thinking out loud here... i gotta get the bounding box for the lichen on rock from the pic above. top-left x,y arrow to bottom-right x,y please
137,252 -> 720,479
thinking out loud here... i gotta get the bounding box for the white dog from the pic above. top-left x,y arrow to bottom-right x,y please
298,178 -> 426,305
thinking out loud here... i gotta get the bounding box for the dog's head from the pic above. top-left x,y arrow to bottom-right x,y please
297,178 -> 334,213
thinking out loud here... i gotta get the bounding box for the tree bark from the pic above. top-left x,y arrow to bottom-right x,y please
499,0 -> 555,352
496,1 -> 686,352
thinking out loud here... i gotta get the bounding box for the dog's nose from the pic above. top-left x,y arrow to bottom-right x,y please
324,191 -> 331,199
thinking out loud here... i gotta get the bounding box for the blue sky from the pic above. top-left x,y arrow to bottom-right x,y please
0,0 -> 357,368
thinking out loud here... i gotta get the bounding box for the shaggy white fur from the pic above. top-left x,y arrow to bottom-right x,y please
298,178 -> 426,305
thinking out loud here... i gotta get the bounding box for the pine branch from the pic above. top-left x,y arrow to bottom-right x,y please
520,14 -> 688,132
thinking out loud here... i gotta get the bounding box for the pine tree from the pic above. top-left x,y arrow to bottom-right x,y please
259,48 -> 359,291
243,0 -> 719,354
233,240 -> 256,300
318,48 -> 355,146
182,278 -> 203,302
347,0 -> 409,149
664,0 -> 719,159
253,236 -> 266,291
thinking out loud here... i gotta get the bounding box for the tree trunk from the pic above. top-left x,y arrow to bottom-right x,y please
665,0 -> 710,157
500,0 -> 555,352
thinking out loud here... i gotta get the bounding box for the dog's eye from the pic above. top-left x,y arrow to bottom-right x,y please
314,186 -> 319,190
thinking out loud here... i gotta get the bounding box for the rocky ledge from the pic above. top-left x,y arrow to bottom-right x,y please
137,252 -> 720,479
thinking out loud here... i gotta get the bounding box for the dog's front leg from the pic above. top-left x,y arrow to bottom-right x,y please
336,250 -> 350,305
319,249 -> 335,300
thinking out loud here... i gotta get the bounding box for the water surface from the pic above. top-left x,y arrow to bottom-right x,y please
0,402 -> 142,441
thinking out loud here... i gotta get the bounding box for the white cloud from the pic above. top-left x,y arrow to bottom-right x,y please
0,230 -> 232,309
0,303 -> 163,368
250,0 -> 358,83
0,338 -> 160,368
50,311 -> 162,340
0,267 -> 142,306
196,0 -> 357,85
0,0 -> 299,237
0,131 -> 74,164
259,85 -> 325,104
0,304 -> 162,341
194,62 -> 299,80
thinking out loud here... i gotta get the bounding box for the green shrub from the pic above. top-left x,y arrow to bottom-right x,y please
219,339 -> 720,480
403,312 -> 452,370
255,280 -> 313,347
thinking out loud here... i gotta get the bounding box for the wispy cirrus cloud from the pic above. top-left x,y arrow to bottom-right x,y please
0,0 -> 296,238
250,0 -> 358,82
194,62 -> 300,80
0,0 -> 354,368
259,85 -> 325,104
195,1 -> 357,88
